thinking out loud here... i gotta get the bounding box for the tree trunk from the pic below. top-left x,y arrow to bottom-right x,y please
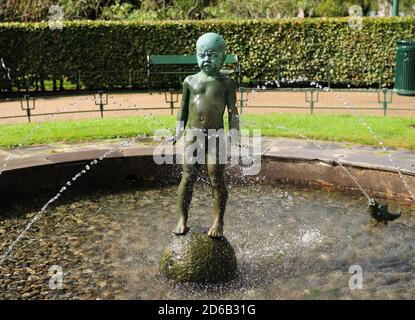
378,0 -> 392,17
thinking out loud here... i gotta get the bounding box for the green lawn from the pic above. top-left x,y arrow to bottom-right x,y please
1,114 -> 415,150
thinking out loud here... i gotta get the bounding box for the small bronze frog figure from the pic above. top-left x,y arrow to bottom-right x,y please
368,198 -> 401,224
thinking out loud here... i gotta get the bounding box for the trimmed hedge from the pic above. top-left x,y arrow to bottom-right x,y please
0,17 -> 414,91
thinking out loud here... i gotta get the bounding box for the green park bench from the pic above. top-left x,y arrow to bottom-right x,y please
147,54 -> 241,93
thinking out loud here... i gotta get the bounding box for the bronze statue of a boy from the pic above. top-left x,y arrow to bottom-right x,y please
166,32 -> 240,238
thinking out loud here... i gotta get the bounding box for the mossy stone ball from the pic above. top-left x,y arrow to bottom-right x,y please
160,226 -> 237,284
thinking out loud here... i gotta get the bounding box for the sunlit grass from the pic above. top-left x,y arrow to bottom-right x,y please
1,113 -> 414,150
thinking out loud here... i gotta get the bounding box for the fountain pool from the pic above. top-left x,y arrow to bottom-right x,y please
1,182 -> 414,300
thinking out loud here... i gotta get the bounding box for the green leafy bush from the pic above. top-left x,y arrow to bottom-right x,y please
0,17 -> 414,91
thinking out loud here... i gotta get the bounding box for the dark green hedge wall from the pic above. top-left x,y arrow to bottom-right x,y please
0,17 -> 414,90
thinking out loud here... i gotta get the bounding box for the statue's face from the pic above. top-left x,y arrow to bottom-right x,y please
196,43 -> 225,76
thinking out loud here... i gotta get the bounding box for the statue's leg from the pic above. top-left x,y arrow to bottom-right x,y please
207,162 -> 227,238
174,162 -> 197,235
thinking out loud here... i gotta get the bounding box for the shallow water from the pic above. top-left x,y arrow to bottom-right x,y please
1,183 -> 415,300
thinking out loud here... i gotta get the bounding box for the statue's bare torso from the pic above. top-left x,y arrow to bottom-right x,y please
185,72 -> 235,130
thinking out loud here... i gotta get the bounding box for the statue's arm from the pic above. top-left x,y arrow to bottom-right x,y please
173,79 -> 190,143
226,79 -> 240,133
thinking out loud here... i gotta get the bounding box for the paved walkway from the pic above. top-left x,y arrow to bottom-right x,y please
1,137 -> 414,175
1,90 -> 414,124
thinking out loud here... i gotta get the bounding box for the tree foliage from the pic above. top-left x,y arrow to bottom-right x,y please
0,0 -> 413,22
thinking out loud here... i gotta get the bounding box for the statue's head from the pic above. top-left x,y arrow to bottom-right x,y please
196,32 -> 226,76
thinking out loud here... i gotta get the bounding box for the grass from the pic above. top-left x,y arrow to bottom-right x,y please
1,113 -> 415,150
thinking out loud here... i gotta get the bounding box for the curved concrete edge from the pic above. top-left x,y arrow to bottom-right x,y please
260,155 -> 414,202
0,144 -> 414,207
265,153 -> 415,177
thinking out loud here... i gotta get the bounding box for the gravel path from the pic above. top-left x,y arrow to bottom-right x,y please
1,91 -> 414,124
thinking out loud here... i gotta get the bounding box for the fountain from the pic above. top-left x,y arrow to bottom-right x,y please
1,34 -> 415,301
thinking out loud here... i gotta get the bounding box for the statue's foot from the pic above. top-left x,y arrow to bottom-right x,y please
173,219 -> 189,236
208,220 -> 223,238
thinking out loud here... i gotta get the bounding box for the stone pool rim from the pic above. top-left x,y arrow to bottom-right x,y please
1,138 -> 415,206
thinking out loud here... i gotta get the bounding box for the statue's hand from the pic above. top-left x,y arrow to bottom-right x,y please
162,136 -> 177,145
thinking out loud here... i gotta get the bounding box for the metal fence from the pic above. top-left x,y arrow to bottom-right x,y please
1,86 -> 413,124
0,90 -> 180,122
237,87 -> 405,116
